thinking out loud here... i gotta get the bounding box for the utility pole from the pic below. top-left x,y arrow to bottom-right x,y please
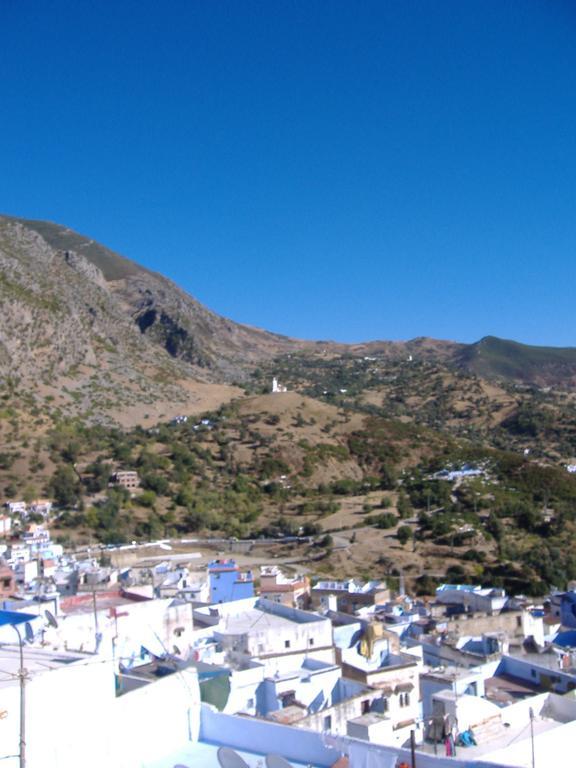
92,588 -> 98,632
12,625 -> 27,768
410,729 -> 417,768
529,707 -> 535,768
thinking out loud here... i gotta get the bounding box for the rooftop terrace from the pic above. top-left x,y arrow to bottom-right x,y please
0,645 -> 91,690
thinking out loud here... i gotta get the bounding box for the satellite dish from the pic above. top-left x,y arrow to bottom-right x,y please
45,610 -> 58,629
265,755 -> 293,768
24,622 -> 35,643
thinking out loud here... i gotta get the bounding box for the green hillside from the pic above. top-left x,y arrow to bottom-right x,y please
459,336 -> 576,383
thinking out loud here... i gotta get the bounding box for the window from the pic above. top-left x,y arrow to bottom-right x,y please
464,682 -> 477,697
383,697 -> 389,712
246,698 -> 254,709
531,669 -> 537,678
308,638 -> 314,646
281,691 -> 296,707
361,699 -> 371,714
323,715 -> 332,731
285,640 -> 291,649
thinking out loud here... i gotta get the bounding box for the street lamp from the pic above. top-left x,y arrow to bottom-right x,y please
11,623 -> 29,768
0,610 -> 38,768
0,609 -> 57,768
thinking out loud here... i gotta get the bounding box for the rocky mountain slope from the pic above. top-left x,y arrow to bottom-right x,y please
2,214 -> 576,427
0,215 -> 306,375
0,215 -> 316,422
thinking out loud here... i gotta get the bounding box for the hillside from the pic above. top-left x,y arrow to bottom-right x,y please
3,214 -> 576,592
3,215 -> 576,431
2,386 -> 574,597
0,215 -> 313,423
457,336 -> 576,386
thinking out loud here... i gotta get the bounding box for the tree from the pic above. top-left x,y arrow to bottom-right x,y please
84,459 -> 112,493
373,513 -> 397,529
137,490 -> 157,509
397,491 -> 412,519
140,472 -> 169,496
380,464 -> 397,491
397,525 -> 413,546
50,465 -> 81,507
485,512 -> 504,541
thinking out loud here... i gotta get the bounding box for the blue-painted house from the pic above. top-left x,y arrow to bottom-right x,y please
208,559 -> 254,603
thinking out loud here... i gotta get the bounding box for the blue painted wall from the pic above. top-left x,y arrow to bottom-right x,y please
208,561 -> 254,603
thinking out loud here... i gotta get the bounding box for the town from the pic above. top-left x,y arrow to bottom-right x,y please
1,499 -> 576,768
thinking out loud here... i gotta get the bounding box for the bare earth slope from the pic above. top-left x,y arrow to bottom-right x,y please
0,216 -> 250,422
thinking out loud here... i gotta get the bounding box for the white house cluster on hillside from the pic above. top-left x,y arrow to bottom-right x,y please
1,535 -> 576,767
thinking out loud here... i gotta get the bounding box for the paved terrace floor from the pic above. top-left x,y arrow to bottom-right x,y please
418,716 -> 558,761
146,740 -> 324,768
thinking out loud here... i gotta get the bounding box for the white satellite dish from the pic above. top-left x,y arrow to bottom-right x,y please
24,622 -> 35,643
45,610 -> 59,629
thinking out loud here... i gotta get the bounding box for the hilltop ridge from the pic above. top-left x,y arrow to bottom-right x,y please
1,214 -> 576,427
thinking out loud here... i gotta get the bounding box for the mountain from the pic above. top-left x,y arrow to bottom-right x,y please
0,214 -> 308,373
1,214 -> 576,428
457,336 -> 576,387
0,215 -> 320,423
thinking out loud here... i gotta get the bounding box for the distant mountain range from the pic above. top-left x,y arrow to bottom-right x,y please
1,214 -> 575,423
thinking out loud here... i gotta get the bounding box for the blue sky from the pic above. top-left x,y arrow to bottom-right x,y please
1,1 -> 576,346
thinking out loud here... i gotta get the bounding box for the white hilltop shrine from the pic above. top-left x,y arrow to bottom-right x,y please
271,376 -> 288,393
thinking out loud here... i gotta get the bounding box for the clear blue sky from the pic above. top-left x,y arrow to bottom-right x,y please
1,1 -> 576,346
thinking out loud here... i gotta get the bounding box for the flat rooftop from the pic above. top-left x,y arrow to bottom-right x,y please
313,580 -> 385,594
266,705 -> 307,725
348,712 -> 389,727
421,665 -> 481,683
265,660 -> 339,683
217,607 -> 326,635
485,673 -> 544,706
509,650 -> 576,674
0,645 -> 91,690
60,590 -> 142,615
420,716 -> 559,761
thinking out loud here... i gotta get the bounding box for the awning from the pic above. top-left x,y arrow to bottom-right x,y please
0,610 -> 38,626
395,682 -> 414,694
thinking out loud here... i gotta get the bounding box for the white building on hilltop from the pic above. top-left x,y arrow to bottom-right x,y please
272,377 -> 287,393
